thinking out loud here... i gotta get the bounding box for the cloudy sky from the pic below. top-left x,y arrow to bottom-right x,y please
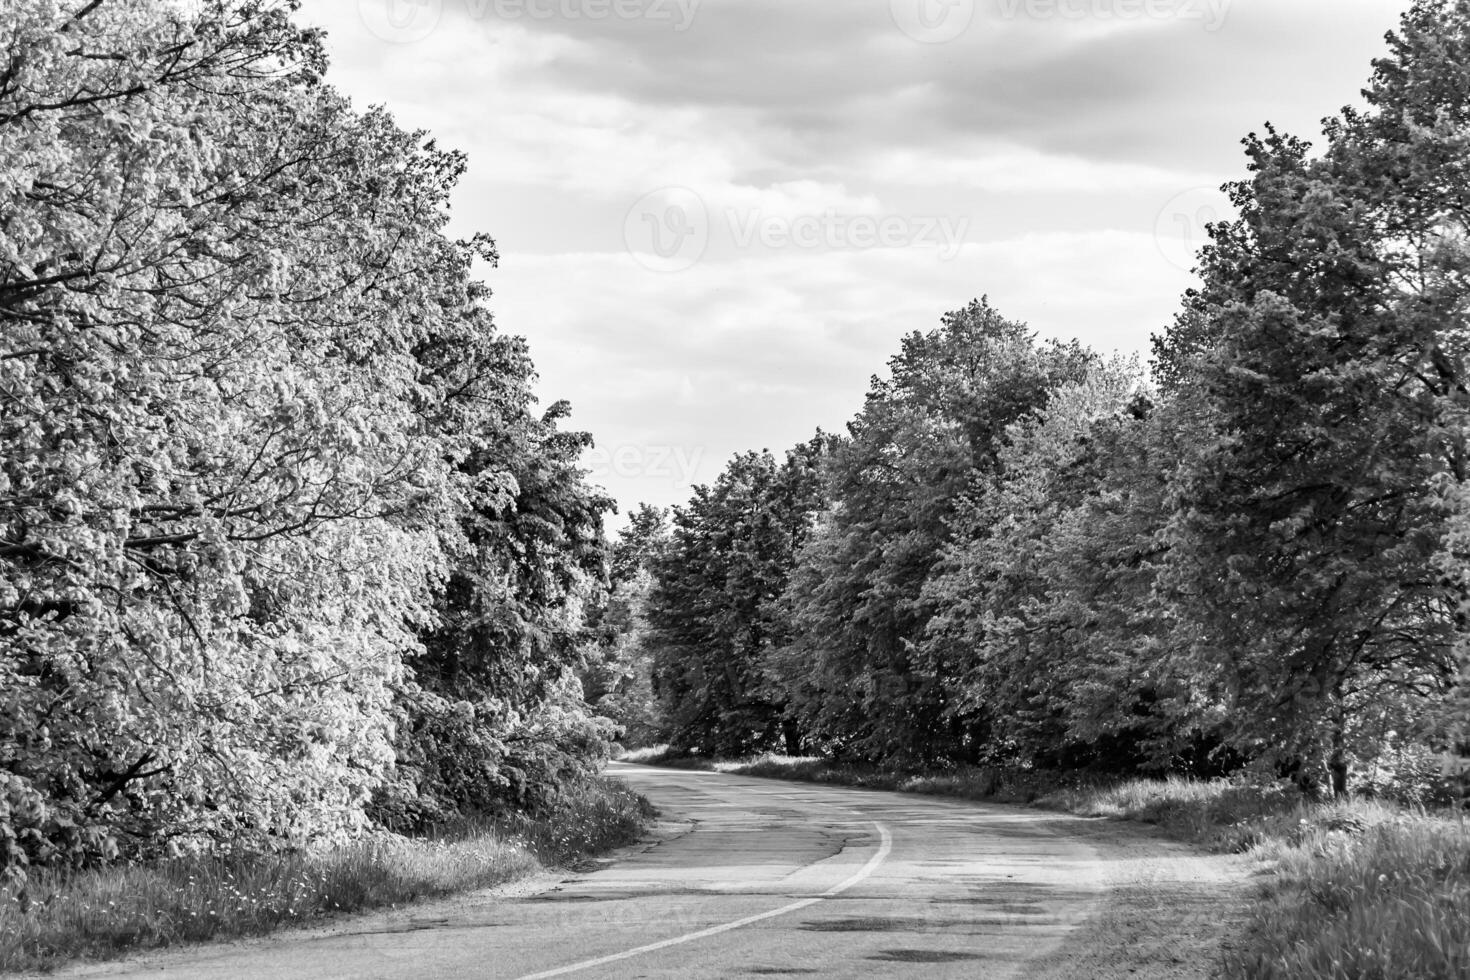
299,0 -> 1403,523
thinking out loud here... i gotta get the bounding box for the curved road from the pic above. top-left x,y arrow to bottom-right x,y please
68,763 -> 1129,979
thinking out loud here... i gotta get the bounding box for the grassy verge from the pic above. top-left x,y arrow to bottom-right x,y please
619,746 -> 1470,979
1227,806 -> 1470,978
0,776 -> 653,975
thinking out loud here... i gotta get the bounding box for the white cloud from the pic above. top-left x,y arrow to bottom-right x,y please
866,143 -> 1219,193
298,0 -> 1404,521
487,228 -> 1195,514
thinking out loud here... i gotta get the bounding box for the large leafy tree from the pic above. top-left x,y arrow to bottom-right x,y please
924,364 -> 1232,772
649,438 -> 831,756
0,0 -> 605,878
376,397 -> 615,830
772,300 -> 1094,763
1154,0 -> 1470,794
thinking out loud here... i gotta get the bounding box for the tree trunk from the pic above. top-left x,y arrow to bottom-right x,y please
1329,716 -> 1350,799
782,718 -> 802,756
1281,755 -> 1321,799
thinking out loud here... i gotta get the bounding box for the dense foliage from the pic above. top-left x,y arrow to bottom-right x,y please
647,439 -> 830,756
768,304 -> 1095,763
633,0 -> 1470,801
582,503 -> 669,749
1,0 -> 612,884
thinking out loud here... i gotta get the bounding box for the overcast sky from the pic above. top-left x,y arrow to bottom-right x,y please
299,0 -> 1404,524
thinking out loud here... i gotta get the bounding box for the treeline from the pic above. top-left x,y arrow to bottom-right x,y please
1,1 -> 615,883
602,0 -> 1470,798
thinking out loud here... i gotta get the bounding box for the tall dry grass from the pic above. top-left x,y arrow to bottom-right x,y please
0,776 -> 652,974
1224,806 -> 1470,979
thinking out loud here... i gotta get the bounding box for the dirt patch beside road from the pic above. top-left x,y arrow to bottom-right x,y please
1019,814 -> 1251,980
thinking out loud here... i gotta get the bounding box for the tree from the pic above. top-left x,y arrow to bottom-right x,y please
584,505 -> 671,749
0,0 -> 605,878
771,300 -> 1094,763
924,362 -> 1232,772
375,397 -> 616,830
648,438 -> 831,756
1153,0 -> 1470,795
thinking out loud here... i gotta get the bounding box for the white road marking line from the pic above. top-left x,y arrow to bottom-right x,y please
511,821 -> 894,980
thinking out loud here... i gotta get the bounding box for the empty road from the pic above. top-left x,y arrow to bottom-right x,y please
59,763 -> 1240,978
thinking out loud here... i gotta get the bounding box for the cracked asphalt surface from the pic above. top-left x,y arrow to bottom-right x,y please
53,762 -> 1244,978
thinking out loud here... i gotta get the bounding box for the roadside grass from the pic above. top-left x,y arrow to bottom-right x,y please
1222,807 -> 1470,979
620,745 -> 1470,979
1046,782 -> 1470,978
1040,774 -> 1304,849
611,743 -> 683,765
0,776 -> 653,975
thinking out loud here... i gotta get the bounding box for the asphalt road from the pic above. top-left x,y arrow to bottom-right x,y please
65,763 -> 1121,979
